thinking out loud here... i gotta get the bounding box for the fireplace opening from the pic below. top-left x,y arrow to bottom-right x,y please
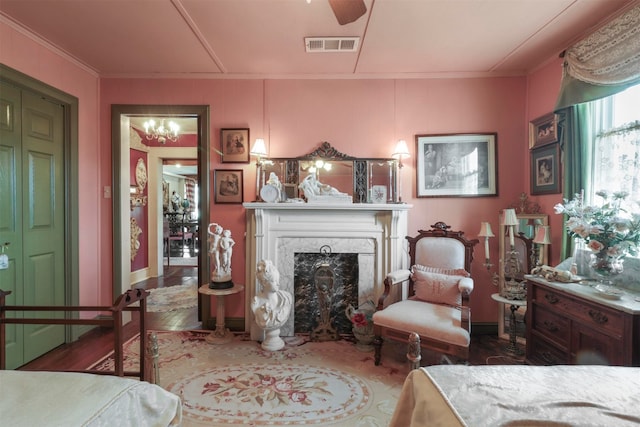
293,252 -> 358,338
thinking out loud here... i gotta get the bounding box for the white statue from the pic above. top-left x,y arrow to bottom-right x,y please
251,259 -> 293,351
208,223 -> 234,288
219,229 -> 235,273
298,172 -> 351,204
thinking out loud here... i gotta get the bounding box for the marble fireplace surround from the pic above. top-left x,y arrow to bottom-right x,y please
244,202 -> 411,339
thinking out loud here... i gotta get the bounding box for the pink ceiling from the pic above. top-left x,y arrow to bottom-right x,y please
0,0 -> 636,78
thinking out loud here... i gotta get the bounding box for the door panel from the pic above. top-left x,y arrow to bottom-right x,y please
0,82 -> 65,367
0,81 -> 24,368
22,91 -> 65,362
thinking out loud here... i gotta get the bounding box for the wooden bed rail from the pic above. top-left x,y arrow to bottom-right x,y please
0,288 -> 152,382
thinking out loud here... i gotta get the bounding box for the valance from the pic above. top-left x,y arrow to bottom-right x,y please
555,4 -> 640,111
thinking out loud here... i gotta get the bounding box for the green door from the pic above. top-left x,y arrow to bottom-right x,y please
0,81 -> 65,368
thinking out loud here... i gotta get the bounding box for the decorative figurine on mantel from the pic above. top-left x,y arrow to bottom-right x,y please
299,171 -> 352,204
251,259 -> 293,351
208,223 -> 235,289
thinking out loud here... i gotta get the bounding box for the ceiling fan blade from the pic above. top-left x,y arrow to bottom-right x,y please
328,0 -> 367,25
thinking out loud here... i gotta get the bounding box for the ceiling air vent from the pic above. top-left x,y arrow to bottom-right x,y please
305,37 -> 360,53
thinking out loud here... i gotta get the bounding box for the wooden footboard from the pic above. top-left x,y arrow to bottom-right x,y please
0,288 -> 155,383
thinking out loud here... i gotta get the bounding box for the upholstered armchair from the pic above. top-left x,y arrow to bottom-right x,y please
372,222 -> 478,365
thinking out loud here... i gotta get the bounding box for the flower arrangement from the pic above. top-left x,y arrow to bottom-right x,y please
345,300 -> 375,329
554,190 -> 640,260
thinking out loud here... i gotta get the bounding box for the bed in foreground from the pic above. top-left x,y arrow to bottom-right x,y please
0,370 -> 182,426
1,288 -> 182,426
390,364 -> 640,427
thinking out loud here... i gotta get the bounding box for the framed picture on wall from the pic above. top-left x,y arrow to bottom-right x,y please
531,143 -> 561,195
415,133 -> 498,197
529,113 -> 558,148
220,128 -> 250,163
214,169 -> 244,204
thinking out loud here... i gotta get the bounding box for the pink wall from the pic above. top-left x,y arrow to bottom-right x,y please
101,77 -> 528,323
3,17 -> 569,326
526,58 -> 565,265
1,20 -> 104,307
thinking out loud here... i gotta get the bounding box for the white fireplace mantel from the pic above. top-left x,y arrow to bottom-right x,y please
243,202 -> 412,338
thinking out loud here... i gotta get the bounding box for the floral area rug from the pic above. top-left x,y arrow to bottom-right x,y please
135,283 -> 198,312
89,330 -> 410,426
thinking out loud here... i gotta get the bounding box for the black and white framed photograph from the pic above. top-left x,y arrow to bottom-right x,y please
531,143 -> 561,195
220,128 -> 250,163
416,133 -> 498,197
214,169 -> 244,204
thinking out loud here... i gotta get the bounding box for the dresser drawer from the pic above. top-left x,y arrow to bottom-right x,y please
531,305 -> 569,346
531,285 -> 624,336
527,334 -> 568,365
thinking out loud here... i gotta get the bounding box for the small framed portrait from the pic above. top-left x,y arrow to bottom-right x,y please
220,128 -> 250,163
415,133 -> 498,197
214,169 -> 244,204
529,113 -> 558,148
531,143 -> 561,195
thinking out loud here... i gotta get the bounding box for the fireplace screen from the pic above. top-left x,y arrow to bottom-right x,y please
293,252 -> 358,338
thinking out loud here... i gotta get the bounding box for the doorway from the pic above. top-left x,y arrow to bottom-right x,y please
111,105 -> 210,320
163,158 -> 199,267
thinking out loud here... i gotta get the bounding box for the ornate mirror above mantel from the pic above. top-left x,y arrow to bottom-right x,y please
260,142 -> 399,203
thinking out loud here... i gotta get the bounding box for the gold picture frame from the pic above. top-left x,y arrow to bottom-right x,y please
529,113 -> 558,148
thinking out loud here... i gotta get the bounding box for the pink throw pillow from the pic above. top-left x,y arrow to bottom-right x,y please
411,269 -> 463,306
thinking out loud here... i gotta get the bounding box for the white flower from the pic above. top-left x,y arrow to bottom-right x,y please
556,190 -> 640,259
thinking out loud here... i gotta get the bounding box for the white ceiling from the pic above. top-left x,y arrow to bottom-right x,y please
1,0 -> 636,79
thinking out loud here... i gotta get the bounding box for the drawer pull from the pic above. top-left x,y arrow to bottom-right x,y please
589,309 -> 608,325
543,321 -> 558,332
544,293 -> 559,304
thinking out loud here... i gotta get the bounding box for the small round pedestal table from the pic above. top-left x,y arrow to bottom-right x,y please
491,293 -> 527,356
199,283 -> 244,344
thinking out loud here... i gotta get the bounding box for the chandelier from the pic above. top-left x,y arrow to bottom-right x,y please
143,119 -> 180,144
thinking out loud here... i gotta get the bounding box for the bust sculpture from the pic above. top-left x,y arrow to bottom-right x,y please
298,172 -> 351,204
251,259 -> 293,351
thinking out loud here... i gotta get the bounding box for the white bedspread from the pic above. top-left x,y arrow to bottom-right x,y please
390,365 -> 640,427
1,371 -> 182,427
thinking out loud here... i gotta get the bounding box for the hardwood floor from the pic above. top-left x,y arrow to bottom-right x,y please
19,265 -> 522,371
19,265 -> 201,372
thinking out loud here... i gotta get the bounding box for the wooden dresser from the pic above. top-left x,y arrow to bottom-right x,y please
525,275 -> 640,366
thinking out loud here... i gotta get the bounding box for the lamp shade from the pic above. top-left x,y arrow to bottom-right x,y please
250,138 -> 267,157
392,139 -> 410,158
533,225 -> 551,244
478,221 -> 494,237
502,208 -> 519,226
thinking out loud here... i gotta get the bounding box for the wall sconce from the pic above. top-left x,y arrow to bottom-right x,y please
478,221 -> 494,269
392,139 -> 410,203
532,225 -> 551,268
250,138 -> 268,201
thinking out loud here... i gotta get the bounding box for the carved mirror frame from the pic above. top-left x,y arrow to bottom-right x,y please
261,142 -> 399,203
497,211 -> 549,344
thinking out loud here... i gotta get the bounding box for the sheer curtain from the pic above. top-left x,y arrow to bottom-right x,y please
555,4 -> 640,110
593,121 -> 640,200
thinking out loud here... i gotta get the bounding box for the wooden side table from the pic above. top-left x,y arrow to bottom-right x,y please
491,293 -> 527,356
198,283 -> 244,344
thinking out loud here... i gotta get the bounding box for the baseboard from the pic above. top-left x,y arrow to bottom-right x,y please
471,322 -> 498,336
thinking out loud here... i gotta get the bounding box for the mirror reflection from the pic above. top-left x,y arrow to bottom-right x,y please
259,142 -> 398,203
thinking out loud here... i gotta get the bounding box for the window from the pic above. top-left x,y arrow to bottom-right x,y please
588,84 -> 640,204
